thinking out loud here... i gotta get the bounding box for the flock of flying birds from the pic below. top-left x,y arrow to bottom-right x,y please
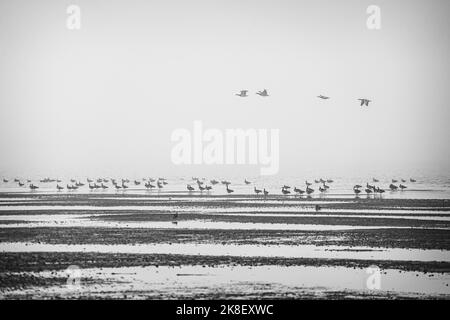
236,89 -> 371,106
1,176 -> 415,196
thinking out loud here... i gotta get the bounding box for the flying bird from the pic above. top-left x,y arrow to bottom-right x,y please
358,99 -> 371,106
235,90 -> 248,97
256,89 -> 269,97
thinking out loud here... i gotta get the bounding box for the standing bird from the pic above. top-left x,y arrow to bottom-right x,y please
187,184 -> 195,192
226,185 -> 234,193
244,179 -> 251,185
305,181 -> 312,186
254,187 -> 262,195
317,95 -> 329,100
306,186 -> 314,195
256,89 -> 269,97
29,184 -> 39,190
392,179 -> 398,183
281,187 -> 291,195
399,184 -> 407,190
235,90 -> 248,97
353,187 -> 361,195
372,178 -> 379,183
294,187 -> 305,195
389,184 -> 398,191
410,178 -> 416,183
263,189 -> 269,196
56,184 -> 64,191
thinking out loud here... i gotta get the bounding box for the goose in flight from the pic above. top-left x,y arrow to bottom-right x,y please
235,90 -> 248,97
317,95 -> 330,100
358,99 -> 371,106
256,89 -> 269,97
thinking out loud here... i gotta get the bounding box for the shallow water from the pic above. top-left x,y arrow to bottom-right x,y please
1,174 -> 450,199
3,264 -> 450,299
1,242 -> 449,262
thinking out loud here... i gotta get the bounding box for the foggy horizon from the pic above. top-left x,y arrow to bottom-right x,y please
1,0 -> 449,179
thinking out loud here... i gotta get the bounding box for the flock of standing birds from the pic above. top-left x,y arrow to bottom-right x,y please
235,89 -> 372,107
1,176 -> 416,197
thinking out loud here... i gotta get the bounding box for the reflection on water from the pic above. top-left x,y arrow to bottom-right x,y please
1,242 -> 449,262
4,265 -> 450,299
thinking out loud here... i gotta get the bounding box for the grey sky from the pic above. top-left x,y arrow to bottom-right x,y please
0,0 -> 449,178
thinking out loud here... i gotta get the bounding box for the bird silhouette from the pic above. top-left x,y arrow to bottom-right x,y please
235,90 -> 248,97
358,98 -> 371,106
256,89 -> 269,97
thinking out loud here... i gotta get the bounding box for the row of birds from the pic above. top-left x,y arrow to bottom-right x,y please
186,178 -> 335,195
1,177 -> 170,191
1,176 -> 416,195
353,178 -> 416,194
235,89 -> 371,106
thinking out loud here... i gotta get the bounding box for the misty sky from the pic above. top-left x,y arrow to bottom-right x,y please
0,0 -> 449,179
